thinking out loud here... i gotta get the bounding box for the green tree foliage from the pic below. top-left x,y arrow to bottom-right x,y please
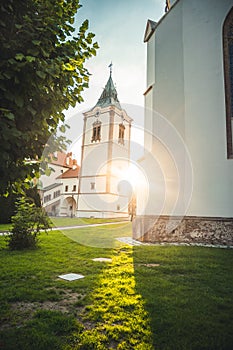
8,196 -> 51,250
0,0 -> 98,194
0,193 -> 17,224
0,187 -> 41,224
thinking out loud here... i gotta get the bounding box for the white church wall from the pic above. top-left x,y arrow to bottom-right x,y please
111,145 -> 129,161
80,143 -> 109,177
153,1 -> 185,139
144,88 -> 154,152
141,0 -> 187,218
135,0 -> 233,246
182,0 -> 233,217
146,30 -> 155,89
77,193 -> 128,218
79,176 -> 107,193
142,0 -> 233,220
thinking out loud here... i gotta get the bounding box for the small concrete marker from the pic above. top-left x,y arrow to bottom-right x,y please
58,273 -> 84,281
92,258 -> 112,262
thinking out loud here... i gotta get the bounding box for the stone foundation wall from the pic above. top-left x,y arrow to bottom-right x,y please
133,215 -> 233,246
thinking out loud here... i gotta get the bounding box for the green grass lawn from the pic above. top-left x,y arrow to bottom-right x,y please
62,222 -> 131,248
50,217 -> 128,228
0,226 -> 233,349
133,245 -> 233,349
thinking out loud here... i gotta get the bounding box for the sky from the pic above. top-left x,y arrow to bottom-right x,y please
63,0 -> 166,162
66,0 -> 165,115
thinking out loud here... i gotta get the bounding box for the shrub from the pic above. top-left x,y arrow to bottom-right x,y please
8,196 -> 51,250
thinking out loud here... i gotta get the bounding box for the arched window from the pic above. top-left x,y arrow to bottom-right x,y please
91,121 -> 101,142
118,123 -> 125,145
223,7 -> 233,159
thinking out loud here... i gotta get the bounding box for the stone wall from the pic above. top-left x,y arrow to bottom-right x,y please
133,215 -> 233,246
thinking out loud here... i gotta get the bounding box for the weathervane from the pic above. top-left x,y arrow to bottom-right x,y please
108,62 -> 113,75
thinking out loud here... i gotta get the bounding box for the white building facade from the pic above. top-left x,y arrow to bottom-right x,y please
39,152 -> 77,216
134,0 -> 233,245
76,71 -> 133,218
57,166 -> 79,217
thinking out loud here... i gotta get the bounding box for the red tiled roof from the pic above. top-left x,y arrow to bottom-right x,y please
57,166 -> 80,179
51,152 -> 74,168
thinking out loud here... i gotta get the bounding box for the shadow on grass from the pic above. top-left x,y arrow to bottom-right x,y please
62,222 -> 132,248
1,226 -> 233,349
133,245 -> 233,350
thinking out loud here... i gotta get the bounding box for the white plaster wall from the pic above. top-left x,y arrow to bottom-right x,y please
144,88 -> 154,152
77,193 -> 128,215
182,0 -> 233,217
42,184 -> 62,206
111,144 -> 129,161
142,0 -> 186,217
81,143 -> 109,176
40,164 -> 65,188
146,33 -> 155,88
143,0 -> 233,218
61,178 -> 79,194
110,175 -> 121,194
79,176 -> 106,193
153,2 -> 185,138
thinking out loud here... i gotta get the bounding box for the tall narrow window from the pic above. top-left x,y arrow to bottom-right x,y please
92,121 -> 101,142
118,123 -> 125,145
223,8 -> 233,159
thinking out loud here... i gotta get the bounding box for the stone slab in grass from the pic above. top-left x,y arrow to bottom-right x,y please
92,258 -> 112,262
58,273 -> 84,281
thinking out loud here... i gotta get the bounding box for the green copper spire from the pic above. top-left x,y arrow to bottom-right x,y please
95,64 -> 121,109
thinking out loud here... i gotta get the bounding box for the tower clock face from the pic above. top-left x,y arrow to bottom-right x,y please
95,111 -> 100,121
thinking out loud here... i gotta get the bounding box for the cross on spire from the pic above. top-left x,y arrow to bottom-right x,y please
108,62 -> 113,75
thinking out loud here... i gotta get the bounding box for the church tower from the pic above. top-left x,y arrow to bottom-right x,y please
76,67 -> 133,218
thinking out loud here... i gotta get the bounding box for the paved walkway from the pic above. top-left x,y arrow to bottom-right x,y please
52,221 -> 129,231
0,221 -> 129,236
